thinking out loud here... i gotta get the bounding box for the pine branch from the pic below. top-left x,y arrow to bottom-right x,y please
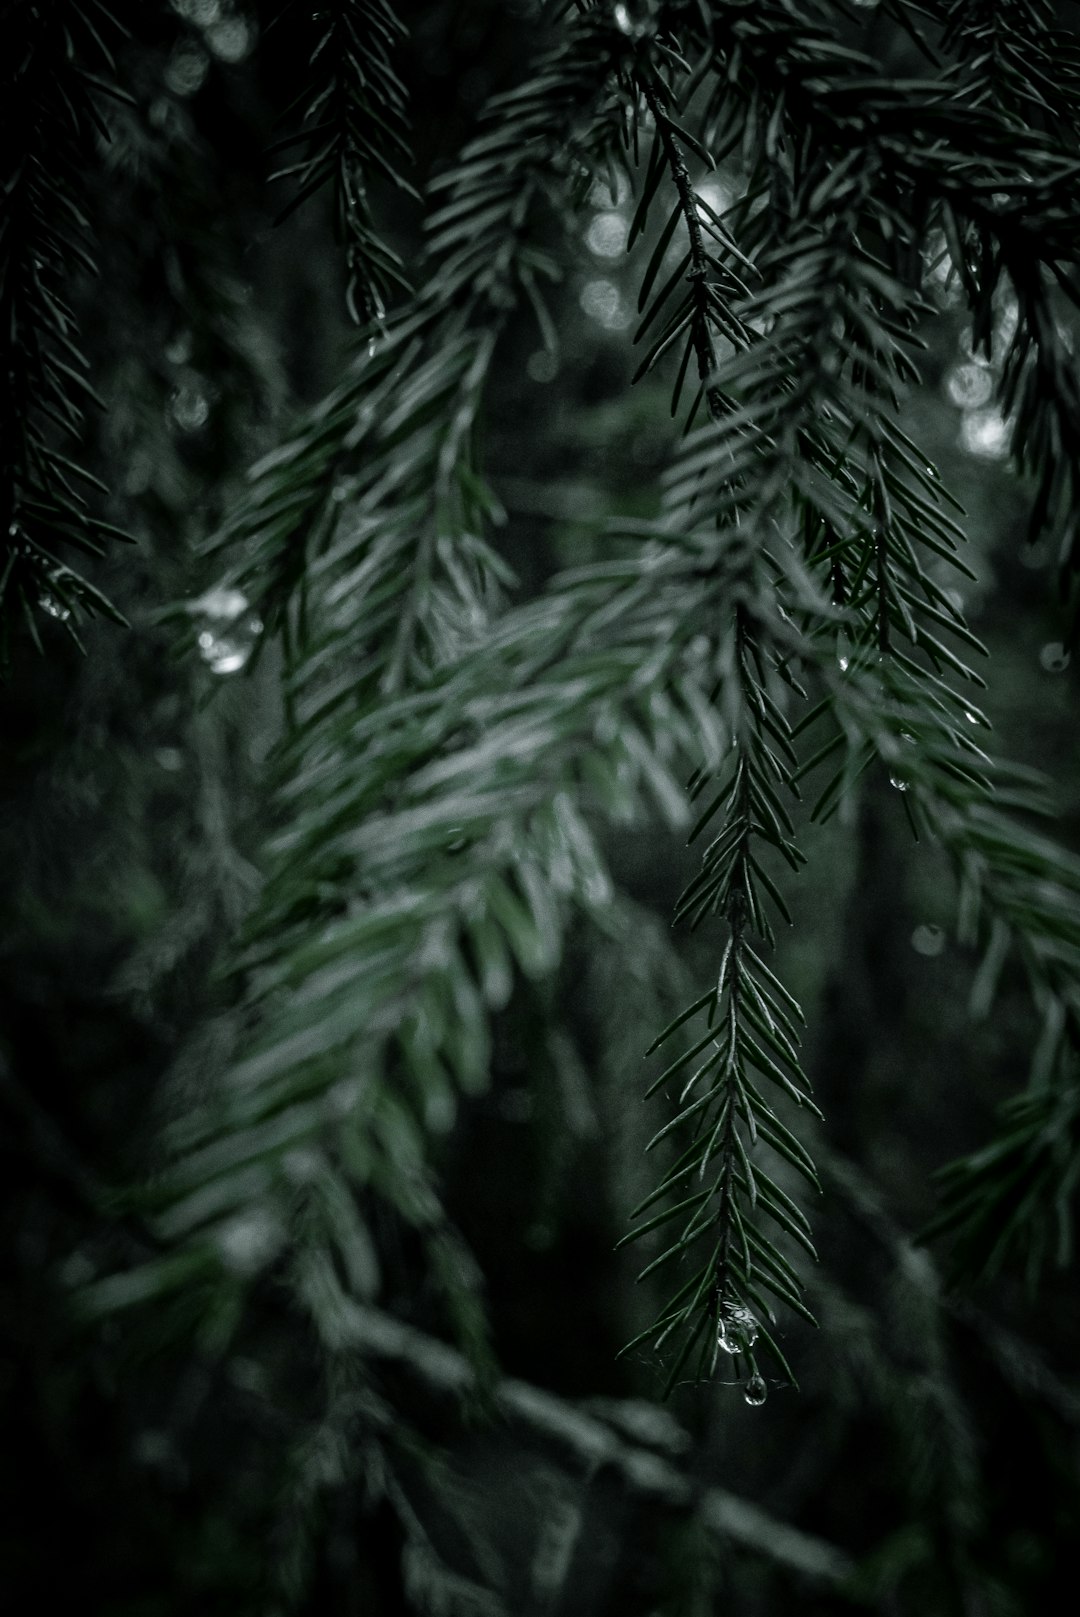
93,527 -> 761,1334
798,643 -> 1080,1282
280,1295 -> 858,1590
206,9 -> 631,672
636,77 -> 736,424
608,0 -> 1080,1379
90,0 -> 1080,1399
939,0 -> 1080,134
271,0 -> 417,324
613,439 -> 822,1393
0,0 -> 131,653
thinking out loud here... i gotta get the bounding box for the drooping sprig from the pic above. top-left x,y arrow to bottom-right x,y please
620,592 -> 820,1396
0,0 -> 131,654
271,0 -> 417,324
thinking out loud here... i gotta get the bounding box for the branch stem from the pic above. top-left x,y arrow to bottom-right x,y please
640,81 -> 725,423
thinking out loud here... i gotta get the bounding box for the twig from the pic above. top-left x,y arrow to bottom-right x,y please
331,1296 -> 858,1590
640,81 -> 725,423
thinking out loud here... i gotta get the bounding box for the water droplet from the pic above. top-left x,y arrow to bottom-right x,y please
39,592 -> 71,621
367,336 -> 377,358
191,585 -> 262,675
960,407 -> 1010,461
613,0 -> 659,38
585,211 -> 629,258
196,586 -> 250,621
889,774 -> 909,792
744,1373 -> 768,1407
164,329 -> 193,367
911,923 -> 945,957
963,709 -> 980,725
172,0 -> 221,23
717,1304 -> 759,1356
206,16 -> 252,62
199,632 -> 255,675
946,362 -> 994,410
169,381 -> 210,433
164,39 -> 209,96
580,279 -> 631,330
331,481 -> 349,503
215,1210 -> 284,1274
1040,641 -> 1071,673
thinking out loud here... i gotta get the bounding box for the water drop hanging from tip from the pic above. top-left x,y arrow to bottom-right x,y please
911,923 -> 945,957
744,1373 -> 768,1407
1040,641 -> 1070,674
192,584 -> 262,675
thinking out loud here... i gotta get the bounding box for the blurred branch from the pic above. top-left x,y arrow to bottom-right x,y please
825,1150 -> 1080,1427
329,1296 -> 858,1591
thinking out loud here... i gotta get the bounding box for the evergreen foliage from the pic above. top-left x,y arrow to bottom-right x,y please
271,0 -> 417,323
1,0 -> 132,651
5,0 -> 1080,1611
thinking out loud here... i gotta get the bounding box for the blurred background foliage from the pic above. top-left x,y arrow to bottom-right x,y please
2,1 -> 1080,1613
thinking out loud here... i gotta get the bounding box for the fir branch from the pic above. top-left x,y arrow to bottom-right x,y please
939,0 -> 1080,135
207,8 -> 630,670
612,0 -> 1080,1379
798,642 -> 1080,1281
279,1295 -> 858,1589
92,0 -> 1080,1400
0,0 -> 131,652
99,534 -> 749,1326
637,78 -> 728,423
271,0 -> 417,324
616,443 -> 821,1392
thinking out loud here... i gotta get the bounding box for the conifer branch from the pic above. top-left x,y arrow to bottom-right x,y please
271,0 -> 417,324
81,0 -> 1080,1405
0,0 -> 131,653
291,1296 -> 857,1589
638,78 -> 725,423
